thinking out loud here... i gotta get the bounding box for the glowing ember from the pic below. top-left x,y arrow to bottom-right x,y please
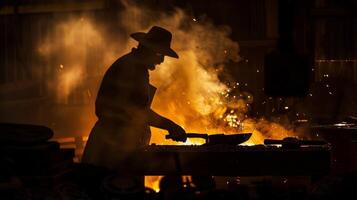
224,113 -> 240,128
145,176 -> 163,192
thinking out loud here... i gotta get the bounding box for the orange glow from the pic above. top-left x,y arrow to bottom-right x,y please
145,176 -> 163,192
38,2 -> 298,192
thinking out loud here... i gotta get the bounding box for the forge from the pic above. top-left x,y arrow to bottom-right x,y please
0,0 -> 356,199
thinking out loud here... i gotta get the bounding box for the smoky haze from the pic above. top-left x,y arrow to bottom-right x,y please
36,0 -> 296,144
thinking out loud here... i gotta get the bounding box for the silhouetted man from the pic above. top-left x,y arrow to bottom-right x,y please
82,26 -> 187,171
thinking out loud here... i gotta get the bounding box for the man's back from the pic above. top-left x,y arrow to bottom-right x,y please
95,49 -> 150,124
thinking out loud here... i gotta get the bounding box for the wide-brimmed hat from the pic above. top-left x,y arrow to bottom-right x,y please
130,26 -> 179,58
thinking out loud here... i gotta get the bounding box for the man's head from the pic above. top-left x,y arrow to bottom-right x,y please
131,26 -> 178,70
135,44 -> 164,70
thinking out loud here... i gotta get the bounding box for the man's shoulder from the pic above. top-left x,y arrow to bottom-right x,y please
103,52 -> 141,80
111,53 -> 131,66
109,52 -> 140,69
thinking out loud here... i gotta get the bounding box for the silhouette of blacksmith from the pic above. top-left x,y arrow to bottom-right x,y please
82,26 -> 187,170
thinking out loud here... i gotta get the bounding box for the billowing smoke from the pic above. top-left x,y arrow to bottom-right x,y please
37,0 -> 296,144
38,17 -> 122,103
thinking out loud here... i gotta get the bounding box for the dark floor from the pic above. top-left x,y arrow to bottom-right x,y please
1,167 -> 356,200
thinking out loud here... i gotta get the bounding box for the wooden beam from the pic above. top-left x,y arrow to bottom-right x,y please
265,0 -> 279,39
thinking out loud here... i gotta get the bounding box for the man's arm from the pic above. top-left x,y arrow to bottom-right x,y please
148,109 -> 176,129
148,109 -> 187,142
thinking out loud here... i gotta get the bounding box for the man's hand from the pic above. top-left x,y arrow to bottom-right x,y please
167,123 -> 187,142
147,110 -> 187,142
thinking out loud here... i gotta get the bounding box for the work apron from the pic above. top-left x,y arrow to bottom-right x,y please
81,85 -> 156,170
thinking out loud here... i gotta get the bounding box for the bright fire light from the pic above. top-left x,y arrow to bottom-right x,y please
39,0 -> 298,192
